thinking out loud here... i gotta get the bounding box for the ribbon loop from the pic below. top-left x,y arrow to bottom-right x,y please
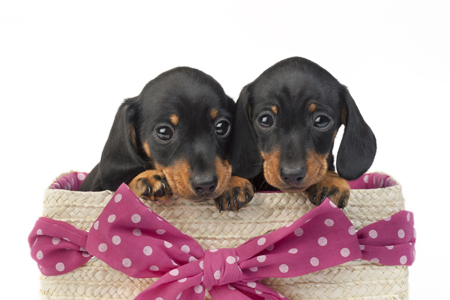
29,184 -> 416,300
203,248 -> 243,288
28,217 -> 91,276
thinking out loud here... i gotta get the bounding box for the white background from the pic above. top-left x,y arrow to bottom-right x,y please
1,1 -> 448,299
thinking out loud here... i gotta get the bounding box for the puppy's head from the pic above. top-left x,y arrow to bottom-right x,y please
100,67 -> 234,200
231,57 -> 376,192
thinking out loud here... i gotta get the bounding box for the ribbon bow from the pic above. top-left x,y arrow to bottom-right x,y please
29,183 -> 416,300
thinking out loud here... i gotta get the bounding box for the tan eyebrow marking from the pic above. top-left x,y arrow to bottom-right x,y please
143,141 -> 151,157
309,103 -> 317,113
271,106 -> 278,114
170,114 -> 179,126
210,109 -> 218,120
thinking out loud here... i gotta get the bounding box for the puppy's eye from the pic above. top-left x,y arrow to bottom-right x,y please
258,114 -> 274,128
314,115 -> 330,128
215,120 -> 231,138
155,126 -> 174,140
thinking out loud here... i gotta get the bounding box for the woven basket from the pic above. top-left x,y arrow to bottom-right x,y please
38,172 -> 408,300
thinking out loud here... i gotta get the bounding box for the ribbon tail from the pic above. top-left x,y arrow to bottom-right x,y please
135,271 -> 204,300
28,217 -> 92,276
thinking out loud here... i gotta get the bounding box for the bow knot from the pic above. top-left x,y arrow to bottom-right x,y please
29,183 -> 416,300
203,248 -> 243,288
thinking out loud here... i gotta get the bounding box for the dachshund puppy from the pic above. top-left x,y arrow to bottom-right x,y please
230,57 -> 376,208
80,67 -> 253,210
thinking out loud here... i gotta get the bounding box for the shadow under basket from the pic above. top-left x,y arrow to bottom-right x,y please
38,171 -> 409,300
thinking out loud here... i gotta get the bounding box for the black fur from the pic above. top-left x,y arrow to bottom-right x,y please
80,67 -> 235,198
230,57 -> 376,191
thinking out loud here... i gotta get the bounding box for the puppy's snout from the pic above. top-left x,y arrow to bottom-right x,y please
191,176 -> 218,195
281,167 -> 306,184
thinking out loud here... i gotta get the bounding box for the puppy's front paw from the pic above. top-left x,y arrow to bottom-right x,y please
129,170 -> 172,202
214,176 -> 254,212
305,171 -> 350,208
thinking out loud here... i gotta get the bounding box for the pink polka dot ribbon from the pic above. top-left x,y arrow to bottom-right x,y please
29,183 -> 416,300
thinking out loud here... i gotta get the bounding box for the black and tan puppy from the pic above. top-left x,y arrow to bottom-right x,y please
230,57 -> 376,208
80,67 -> 253,210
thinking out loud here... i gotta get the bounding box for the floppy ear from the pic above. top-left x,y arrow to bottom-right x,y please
99,97 -> 149,190
336,87 -> 377,180
229,85 -> 263,178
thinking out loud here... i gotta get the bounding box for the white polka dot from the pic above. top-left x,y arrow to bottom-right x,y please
189,256 -> 197,263
250,267 -> 258,272
294,228 -> 304,237
176,292 -> 182,300
156,298 -> 163,300
63,238 -> 70,242
37,229 -> 43,235
279,264 -> 289,273
194,285 -> 203,294
210,249 -> 218,252
143,246 -> 153,256
133,229 -> 142,236
348,226 -> 356,235
52,237 -> 60,245
325,219 -> 334,227
132,214 -> 141,223
386,245 -> 394,250
330,201 -> 337,208
164,241 -> 173,248
214,270 -> 221,280
384,216 -> 391,221
172,260 -> 178,266
77,173 -> 86,181
178,278 -> 187,283
123,258 -> 132,267
181,245 -> 190,253
170,269 -> 179,276
256,290 -> 263,295
199,261 -> 204,270
55,262 -> 65,272
363,175 -> 369,183
98,243 -> 108,252
82,252 -> 90,257
288,248 -> 298,254
226,256 -> 236,264
156,229 -> 165,235
266,244 -> 274,251
369,230 -> 378,239
94,221 -> 99,230
112,235 -> 121,245
286,222 -> 293,227
398,229 -> 405,239
114,194 -> 122,202
257,255 -> 266,263
150,265 -> 159,271
370,258 -> 380,263
228,284 -> 235,290
257,237 -> 266,246
360,245 -> 365,251
247,282 -> 257,288
318,237 -> 328,246
108,214 -> 116,223
340,248 -> 350,257
310,257 -> 319,267
36,251 -> 43,260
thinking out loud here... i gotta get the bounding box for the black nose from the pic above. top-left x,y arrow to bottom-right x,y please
191,176 -> 218,195
280,167 -> 306,184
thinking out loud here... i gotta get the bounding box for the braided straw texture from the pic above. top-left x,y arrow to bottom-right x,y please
39,176 -> 407,300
